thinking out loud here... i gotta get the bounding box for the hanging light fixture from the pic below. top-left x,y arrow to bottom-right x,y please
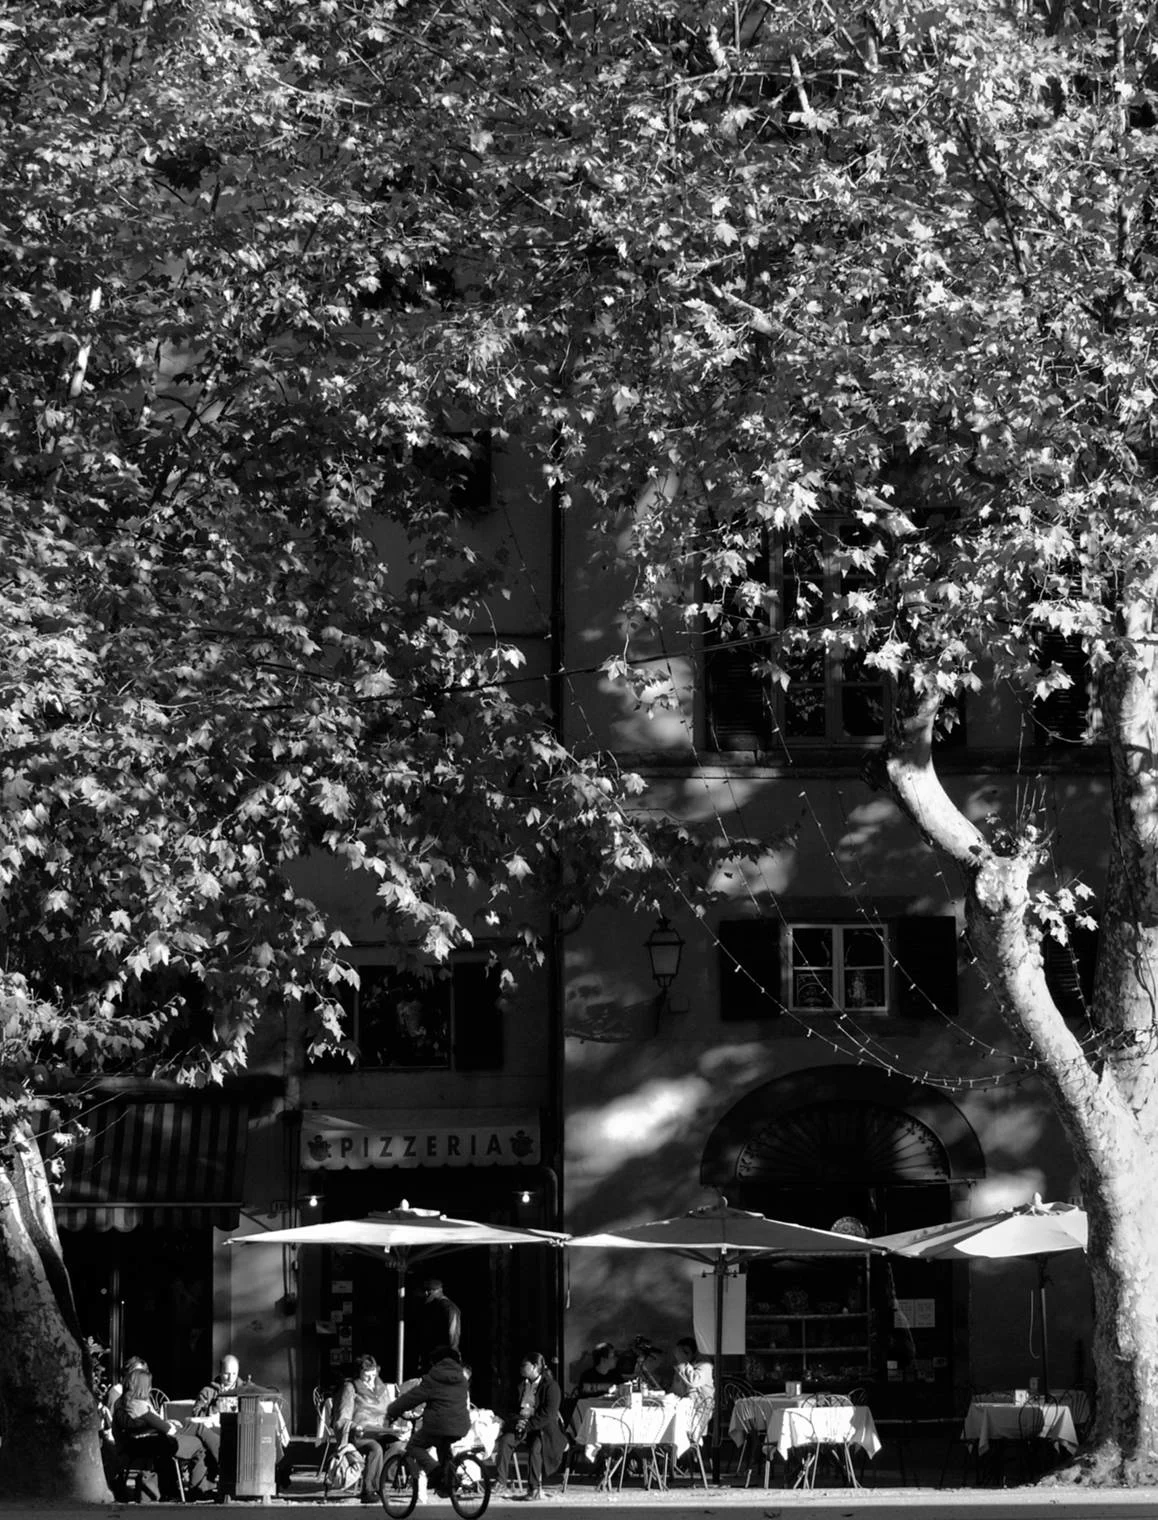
645,914 -> 685,993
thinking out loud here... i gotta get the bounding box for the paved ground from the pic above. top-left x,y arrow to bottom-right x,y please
5,1490 -> 1158,1518
8,1442 -> 1158,1517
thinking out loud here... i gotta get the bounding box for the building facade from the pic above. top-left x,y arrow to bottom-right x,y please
50,449 -> 1099,1425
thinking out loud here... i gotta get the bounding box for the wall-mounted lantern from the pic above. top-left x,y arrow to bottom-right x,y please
645,915 -> 685,998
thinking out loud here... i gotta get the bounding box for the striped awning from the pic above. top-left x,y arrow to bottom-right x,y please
41,1099 -> 249,1232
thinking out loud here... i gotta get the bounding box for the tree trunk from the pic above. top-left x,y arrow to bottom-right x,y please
883,664 -> 1158,1484
0,1120 -> 110,1501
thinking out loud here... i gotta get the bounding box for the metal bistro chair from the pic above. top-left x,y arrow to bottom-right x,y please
938,1388 -> 983,1489
118,1389 -> 186,1503
1061,1387 -> 1094,1445
793,1392 -> 856,1489
312,1386 -> 336,1479
721,1381 -> 764,1487
674,1388 -> 713,1490
609,1397 -> 667,1491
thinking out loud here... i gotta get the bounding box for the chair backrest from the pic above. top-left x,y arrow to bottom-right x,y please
1061,1387 -> 1093,1438
149,1389 -> 168,1415
687,1388 -> 715,1445
313,1387 -> 334,1436
1018,1402 -> 1042,1440
846,1387 -> 868,1406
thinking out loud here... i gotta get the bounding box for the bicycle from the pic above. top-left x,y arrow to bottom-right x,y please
379,1445 -> 491,1519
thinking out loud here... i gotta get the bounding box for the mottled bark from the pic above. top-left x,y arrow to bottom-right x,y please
884,651 -> 1158,1484
0,1121 -> 110,1502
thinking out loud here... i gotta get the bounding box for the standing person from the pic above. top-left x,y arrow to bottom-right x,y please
334,1353 -> 405,1506
417,1279 -> 461,1370
385,1344 -> 471,1495
494,1351 -> 565,1501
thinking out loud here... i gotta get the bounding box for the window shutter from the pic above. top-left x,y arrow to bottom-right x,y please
452,961 -> 504,1070
705,642 -> 771,750
718,921 -> 783,1021
1043,921 -> 1099,1019
893,915 -> 959,1018
1033,632 -> 1090,744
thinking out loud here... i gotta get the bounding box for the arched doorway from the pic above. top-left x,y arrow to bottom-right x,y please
701,1068 -> 985,1412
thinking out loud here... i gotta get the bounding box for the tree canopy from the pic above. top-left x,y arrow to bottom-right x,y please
6,0 -> 1158,1490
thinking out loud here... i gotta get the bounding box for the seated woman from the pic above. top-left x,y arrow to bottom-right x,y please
334,1352 -> 406,1504
111,1364 -> 185,1501
494,1351 -> 566,1500
575,1342 -> 619,1398
670,1337 -> 714,1397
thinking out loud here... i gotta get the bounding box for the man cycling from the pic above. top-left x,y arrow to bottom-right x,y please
385,1344 -> 471,1495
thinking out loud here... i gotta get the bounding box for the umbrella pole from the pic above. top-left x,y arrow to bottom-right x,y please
396,1257 -> 406,1384
1037,1259 -> 1050,1395
712,1261 -> 724,1484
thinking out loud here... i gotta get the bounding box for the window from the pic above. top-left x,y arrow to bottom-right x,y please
719,916 -> 958,1022
415,429 -> 493,517
788,924 -> 888,1012
705,520 -> 887,749
705,518 -> 965,752
329,957 -> 504,1071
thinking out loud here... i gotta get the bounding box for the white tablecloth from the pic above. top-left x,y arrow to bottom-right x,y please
765,1405 -> 881,1462
573,1395 -> 695,1461
962,1401 -> 1078,1455
728,1395 -> 801,1447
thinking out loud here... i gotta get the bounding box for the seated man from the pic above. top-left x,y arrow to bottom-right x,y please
575,1343 -> 619,1398
334,1352 -> 405,1505
385,1345 -> 471,1496
494,1351 -> 566,1500
189,1353 -> 244,1477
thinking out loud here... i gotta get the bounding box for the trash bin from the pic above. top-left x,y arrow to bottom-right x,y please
217,1381 -> 281,1500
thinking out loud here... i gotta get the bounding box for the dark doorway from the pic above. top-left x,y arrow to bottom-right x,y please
61,1226 -> 213,1395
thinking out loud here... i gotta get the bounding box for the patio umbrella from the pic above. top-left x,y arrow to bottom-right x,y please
870,1195 -> 1088,1392
568,1201 -> 884,1478
227,1201 -> 569,1381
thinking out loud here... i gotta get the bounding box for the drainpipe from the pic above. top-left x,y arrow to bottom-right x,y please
548,433 -> 566,1375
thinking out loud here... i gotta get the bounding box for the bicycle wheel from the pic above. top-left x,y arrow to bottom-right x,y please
379,1452 -> 418,1518
449,1452 -> 490,1519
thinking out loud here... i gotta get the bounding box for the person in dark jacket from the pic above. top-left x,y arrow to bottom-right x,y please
417,1279 -> 461,1370
494,1352 -> 566,1500
111,1364 -> 185,1501
386,1344 -> 471,1492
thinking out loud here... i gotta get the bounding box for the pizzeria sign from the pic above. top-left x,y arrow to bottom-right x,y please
302,1114 -> 540,1170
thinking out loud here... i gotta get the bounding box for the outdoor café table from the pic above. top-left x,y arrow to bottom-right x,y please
572,1394 -> 693,1489
728,1394 -> 801,1449
763,1402 -> 882,1486
962,1399 -> 1078,1456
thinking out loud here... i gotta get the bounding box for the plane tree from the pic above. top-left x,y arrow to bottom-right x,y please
7,0 -> 1158,1492
526,0 -> 1158,1486
0,0 -> 691,1497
